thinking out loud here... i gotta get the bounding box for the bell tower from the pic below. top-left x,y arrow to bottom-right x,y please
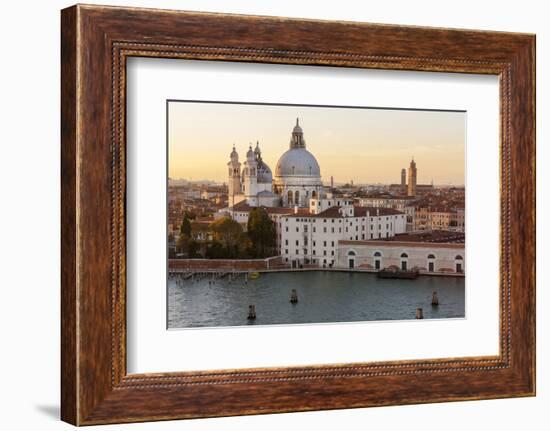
227,145 -> 241,206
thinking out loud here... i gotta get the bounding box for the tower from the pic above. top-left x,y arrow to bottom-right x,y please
227,145 -> 241,206
243,144 -> 258,201
330,176 -> 334,188
408,158 -> 417,197
401,168 -> 406,191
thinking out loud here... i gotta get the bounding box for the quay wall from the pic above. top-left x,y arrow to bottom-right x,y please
169,256 -> 284,271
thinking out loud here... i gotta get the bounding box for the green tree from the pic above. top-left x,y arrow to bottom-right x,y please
209,217 -> 243,258
247,208 -> 276,258
180,214 -> 192,237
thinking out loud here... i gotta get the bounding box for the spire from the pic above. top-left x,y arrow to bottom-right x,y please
296,117 -> 299,126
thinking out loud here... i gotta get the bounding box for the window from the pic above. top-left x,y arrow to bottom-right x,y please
400,253 -> 408,258
331,241 -> 334,246
304,225 -> 308,233
313,241 -> 316,246
323,250 -> 327,256
331,227 -> 335,233
285,239 -> 288,245
455,255 -> 464,260
374,251 -> 381,257
323,241 -> 327,246
285,249 -> 288,254
313,227 -> 316,233
295,240 -> 299,246
323,227 -> 327,233
428,254 -> 435,259
285,226 -> 288,232
296,249 -> 299,254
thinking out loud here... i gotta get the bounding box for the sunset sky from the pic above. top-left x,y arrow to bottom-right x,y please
168,101 -> 465,185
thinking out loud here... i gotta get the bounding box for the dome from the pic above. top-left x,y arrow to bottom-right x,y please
275,148 -> 321,177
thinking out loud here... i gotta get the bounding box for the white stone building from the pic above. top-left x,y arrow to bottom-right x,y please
336,240 -> 465,274
280,204 -> 406,268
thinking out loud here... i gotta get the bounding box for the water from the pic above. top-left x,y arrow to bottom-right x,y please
168,271 -> 465,329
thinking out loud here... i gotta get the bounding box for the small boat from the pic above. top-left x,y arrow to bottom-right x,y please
377,268 -> 419,279
249,272 -> 260,280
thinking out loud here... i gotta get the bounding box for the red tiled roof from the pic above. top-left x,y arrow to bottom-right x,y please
288,206 -> 404,219
230,201 -> 296,215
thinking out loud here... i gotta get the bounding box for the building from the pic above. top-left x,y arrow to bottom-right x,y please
280,202 -> 406,268
337,240 -> 465,274
226,118 -> 324,210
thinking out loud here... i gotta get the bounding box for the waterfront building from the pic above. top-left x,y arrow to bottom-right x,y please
280,204 -> 406,268
337,237 -> 465,274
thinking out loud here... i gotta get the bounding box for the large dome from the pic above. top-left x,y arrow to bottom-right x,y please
275,148 -> 321,177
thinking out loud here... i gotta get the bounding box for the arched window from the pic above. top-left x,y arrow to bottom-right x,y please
287,190 -> 293,205
374,251 -> 382,257
455,255 -> 463,260
295,190 -> 300,205
400,253 -> 408,258
427,254 -> 436,259
348,250 -> 356,256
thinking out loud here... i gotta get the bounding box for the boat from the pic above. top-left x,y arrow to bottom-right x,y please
249,272 -> 260,280
377,268 -> 419,279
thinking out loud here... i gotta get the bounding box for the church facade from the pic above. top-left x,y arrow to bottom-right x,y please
226,119 -> 325,209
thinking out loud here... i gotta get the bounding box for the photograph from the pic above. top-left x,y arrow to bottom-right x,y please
167,101 -> 466,328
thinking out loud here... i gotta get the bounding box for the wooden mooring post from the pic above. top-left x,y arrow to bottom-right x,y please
431,291 -> 439,306
247,305 -> 256,320
415,308 -> 424,319
290,289 -> 298,304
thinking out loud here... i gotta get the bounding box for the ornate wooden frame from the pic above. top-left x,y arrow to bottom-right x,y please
61,4 -> 535,425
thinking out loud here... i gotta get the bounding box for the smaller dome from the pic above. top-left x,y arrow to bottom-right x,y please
257,160 -> 272,183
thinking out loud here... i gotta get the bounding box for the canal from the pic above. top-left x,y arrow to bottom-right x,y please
168,271 -> 465,329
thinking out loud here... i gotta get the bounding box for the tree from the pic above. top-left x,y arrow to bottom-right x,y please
247,208 -> 276,258
180,214 -> 192,237
209,217 -> 243,257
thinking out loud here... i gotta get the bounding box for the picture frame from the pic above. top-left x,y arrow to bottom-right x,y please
61,4 -> 535,425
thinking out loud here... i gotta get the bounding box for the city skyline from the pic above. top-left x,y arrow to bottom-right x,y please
169,101 -> 465,185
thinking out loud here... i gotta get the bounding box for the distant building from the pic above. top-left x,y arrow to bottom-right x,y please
401,168 -> 406,189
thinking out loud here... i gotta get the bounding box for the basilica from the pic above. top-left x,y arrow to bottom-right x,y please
227,118 -> 325,209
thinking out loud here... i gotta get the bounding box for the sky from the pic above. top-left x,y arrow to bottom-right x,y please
168,101 -> 465,185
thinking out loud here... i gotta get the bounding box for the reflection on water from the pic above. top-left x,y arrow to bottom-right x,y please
168,271 -> 465,329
